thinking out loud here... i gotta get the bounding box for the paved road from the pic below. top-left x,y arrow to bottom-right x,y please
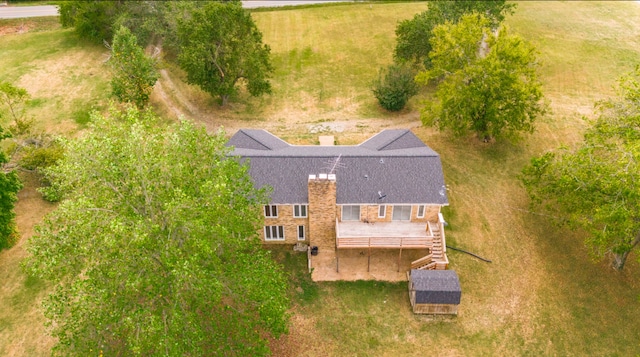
0,1 -> 349,19
0,5 -> 58,19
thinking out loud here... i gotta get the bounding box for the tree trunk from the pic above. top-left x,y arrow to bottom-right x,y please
220,94 -> 229,107
612,251 -> 630,271
611,231 -> 640,270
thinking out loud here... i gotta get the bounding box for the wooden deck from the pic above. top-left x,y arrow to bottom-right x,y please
336,220 -> 433,249
311,218 -> 449,281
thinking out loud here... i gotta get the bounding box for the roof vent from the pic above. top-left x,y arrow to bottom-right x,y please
379,158 -> 384,164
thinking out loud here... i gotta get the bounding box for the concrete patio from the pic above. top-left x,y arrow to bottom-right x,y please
310,247 -> 430,281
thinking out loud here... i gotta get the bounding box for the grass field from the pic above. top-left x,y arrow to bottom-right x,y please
2,2 -> 640,356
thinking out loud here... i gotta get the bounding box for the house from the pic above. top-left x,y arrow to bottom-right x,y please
227,129 -> 450,278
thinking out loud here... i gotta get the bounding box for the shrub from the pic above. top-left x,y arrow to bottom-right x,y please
19,142 -> 64,171
372,64 -> 418,112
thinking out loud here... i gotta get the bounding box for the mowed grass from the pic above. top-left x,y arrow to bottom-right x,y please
2,2 -> 640,356
253,2 -> 429,118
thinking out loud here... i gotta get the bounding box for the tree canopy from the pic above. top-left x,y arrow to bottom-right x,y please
522,66 -> 640,271
58,1 -> 172,45
418,13 -> 546,142
394,0 -> 515,68
110,26 -> 158,108
0,123 -> 22,250
24,106 -> 289,356
177,1 -> 273,106
59,1 -> 269,106
0,81 -> 26,249
59,1 -> 125,43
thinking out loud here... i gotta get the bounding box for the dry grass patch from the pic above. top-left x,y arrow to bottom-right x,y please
0,28 -> 110,133
0,16 -> 59,36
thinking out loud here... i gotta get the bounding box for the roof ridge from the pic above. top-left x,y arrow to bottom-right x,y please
239,129 -> 271,150
377,129 -> 411,150
242,129 -> 291,150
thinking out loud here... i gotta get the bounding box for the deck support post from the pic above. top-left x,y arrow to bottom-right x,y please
367,245 -> 371,272
398,247 -> 403,272
336,246 -> 339,273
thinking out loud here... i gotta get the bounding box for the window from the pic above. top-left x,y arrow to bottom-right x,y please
378,205 -> 386,218
297,225 -> 305,241
417,205 -> 425,218
264,226 -> 284,241
342,205 -> 361,221
293,204 -> 308,218
392,205 -> 411,221
264,205 -> 278,218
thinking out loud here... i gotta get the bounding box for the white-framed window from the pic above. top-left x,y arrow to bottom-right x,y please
264,205 -> 278,218
378,205 -> 386,218
264,226 -> 285,241
342,205 -> 361,221
293,204 -> 308,218
297,225 -> 305,241
417,205 -> 425,218
392,205 -> 411,221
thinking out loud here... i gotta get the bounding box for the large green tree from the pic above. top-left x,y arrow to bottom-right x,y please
177,1 -> 273,106
0,123 -> 22,250
418,13 -> 546,142
110,26 -> 158,108
394,0 -> 515,69
24,106 -> 289,356
522,66 -> 640,271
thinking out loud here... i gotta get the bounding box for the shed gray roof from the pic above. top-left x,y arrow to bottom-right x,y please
227,129 -> 449,205
410,269 -> 461,305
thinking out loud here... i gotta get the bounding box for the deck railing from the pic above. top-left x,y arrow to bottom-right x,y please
337,236 -> 431,249
336,219 -> 433,249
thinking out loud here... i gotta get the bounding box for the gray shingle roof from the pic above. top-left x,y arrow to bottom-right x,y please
227,129 -> 449,205
411,269 -> 461,305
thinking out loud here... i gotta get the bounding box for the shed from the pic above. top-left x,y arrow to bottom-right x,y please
408,269 -> 461,315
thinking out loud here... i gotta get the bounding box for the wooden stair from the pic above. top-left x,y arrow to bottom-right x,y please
411,254 -> 434,270
411,220 -> 449,270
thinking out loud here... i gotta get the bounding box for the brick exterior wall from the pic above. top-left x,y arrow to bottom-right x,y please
260,177 -> 443,245
307,174 -> 337,251
261,204 -> 309,244
421,205 -> 440,222
338,204 -> 441,223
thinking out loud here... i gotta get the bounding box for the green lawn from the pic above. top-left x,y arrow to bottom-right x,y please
1,2 -> 640,356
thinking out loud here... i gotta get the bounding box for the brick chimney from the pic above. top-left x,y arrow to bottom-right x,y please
307,174 -> 337,252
